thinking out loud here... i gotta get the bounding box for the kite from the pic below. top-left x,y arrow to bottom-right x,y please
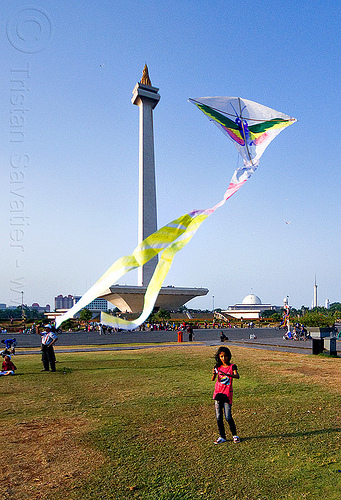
56,97 -> 296,329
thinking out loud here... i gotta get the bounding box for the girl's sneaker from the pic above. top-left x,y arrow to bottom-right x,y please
214,437 -> 226,444
233,435 -> 241,443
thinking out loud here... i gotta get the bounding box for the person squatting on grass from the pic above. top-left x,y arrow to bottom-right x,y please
212,346 -> 241,444
1,338 -> 17,356
0,355 -> 17,376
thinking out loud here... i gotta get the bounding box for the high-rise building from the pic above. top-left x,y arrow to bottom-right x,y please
55,294 -> 74,310
54,294 -> 108,312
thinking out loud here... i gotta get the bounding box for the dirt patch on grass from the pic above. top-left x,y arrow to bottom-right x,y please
284,358 -> 341,391
1,416 -> 104,500
232,346 -> 341,392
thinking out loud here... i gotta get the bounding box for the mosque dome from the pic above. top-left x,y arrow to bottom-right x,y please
242,294 -> 262,305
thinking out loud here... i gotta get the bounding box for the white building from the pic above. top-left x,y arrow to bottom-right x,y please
222,294 -> 276,320
30,303 -> 50,313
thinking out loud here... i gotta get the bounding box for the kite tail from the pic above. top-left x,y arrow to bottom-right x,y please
55,159 -> 256,330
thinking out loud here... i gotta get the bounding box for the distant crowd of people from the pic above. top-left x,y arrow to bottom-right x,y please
136,320 -> 234,332
283,323 -> 310,341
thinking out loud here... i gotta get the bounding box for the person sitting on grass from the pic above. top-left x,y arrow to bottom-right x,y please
0,355 -> 17,376
212,346 -> 240,445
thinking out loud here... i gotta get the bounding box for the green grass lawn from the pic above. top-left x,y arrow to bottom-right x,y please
1,346 -> 340,500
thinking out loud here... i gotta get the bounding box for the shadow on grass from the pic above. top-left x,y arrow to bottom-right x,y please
50,363 -> 187,372
242,427 -> 341,441
58,366 -> 120,372
14,366 -> 118,375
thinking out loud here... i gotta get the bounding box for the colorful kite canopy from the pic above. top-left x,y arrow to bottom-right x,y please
189,96 -> 296,167
55,97 -> 296,330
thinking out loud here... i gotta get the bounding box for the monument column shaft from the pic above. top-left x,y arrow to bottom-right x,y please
138,99 -> 158,286
132,80 -> 160,287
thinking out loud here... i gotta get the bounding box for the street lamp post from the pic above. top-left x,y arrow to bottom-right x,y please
212,295 -> 215,312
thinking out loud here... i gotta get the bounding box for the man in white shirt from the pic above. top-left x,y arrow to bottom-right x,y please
38,324 -> 58,372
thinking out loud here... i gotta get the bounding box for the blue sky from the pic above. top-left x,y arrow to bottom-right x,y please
1,0 -> 340,311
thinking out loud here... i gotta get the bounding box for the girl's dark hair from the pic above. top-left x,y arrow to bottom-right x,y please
214,346 -> 232,368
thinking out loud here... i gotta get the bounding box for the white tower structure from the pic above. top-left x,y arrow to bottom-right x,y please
313,275 -> 318,308
132,65 -> 160,286
98,67 -> 208,313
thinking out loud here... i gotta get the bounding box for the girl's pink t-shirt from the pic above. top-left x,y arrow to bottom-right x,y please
213,363 -> 236,403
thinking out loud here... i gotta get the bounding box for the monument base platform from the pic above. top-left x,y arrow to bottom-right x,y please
100,285 -> 209,313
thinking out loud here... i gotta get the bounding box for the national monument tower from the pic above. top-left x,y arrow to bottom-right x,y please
99,66 -> 208,313
132,65 -> 160,286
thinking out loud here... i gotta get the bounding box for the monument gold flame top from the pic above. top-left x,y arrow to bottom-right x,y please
140,64 -> 152,86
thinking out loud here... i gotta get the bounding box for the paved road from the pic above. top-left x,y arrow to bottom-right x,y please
2,327 -> 339,356
1,327 -> 283,348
